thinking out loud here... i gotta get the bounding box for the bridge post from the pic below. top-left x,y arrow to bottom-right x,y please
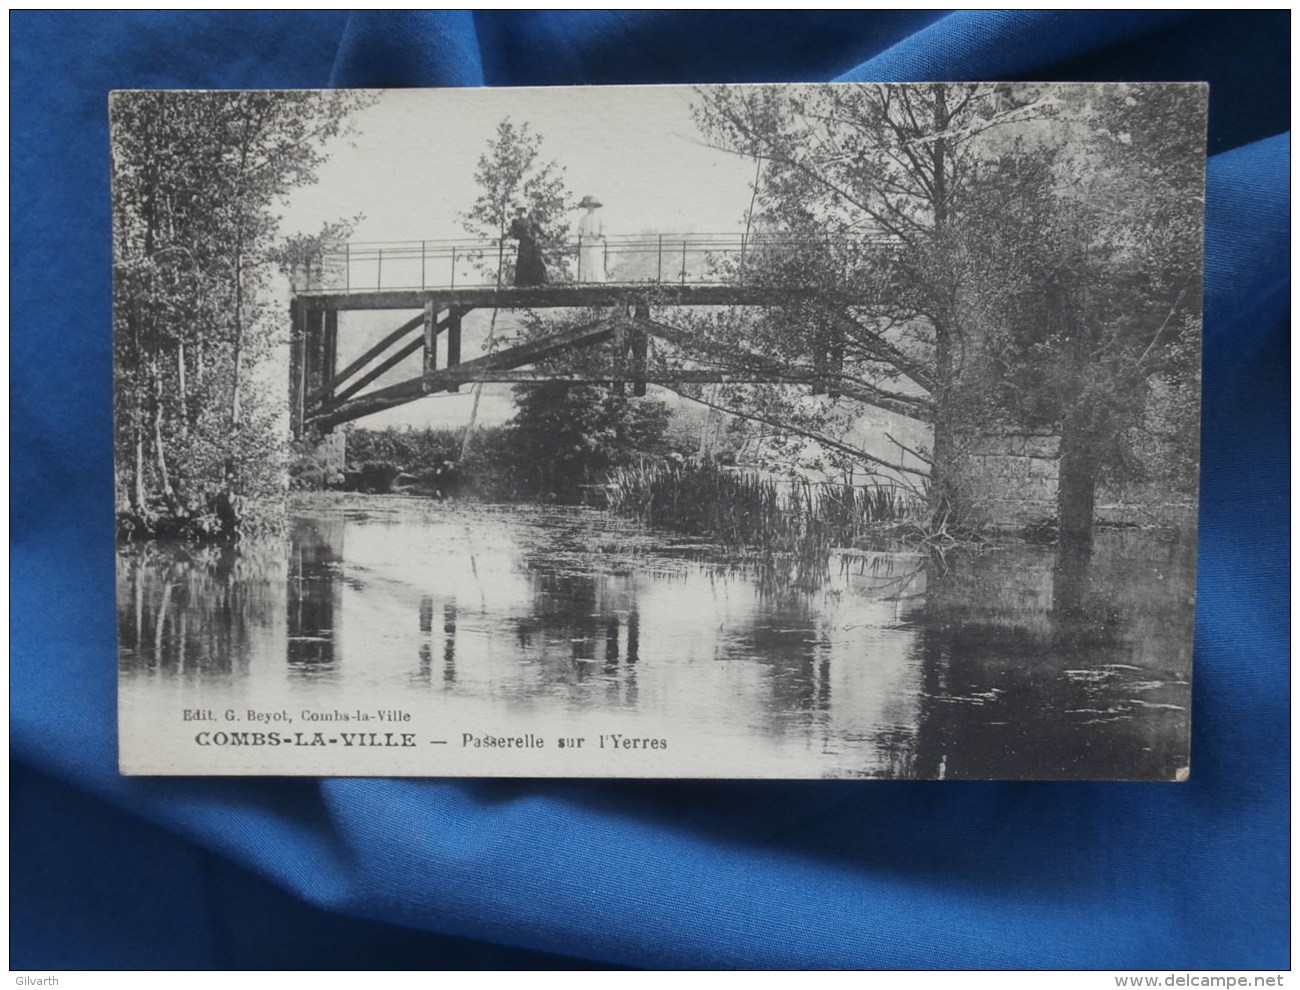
289,297 -> 305,438
309,309 -> 328,423
322,309 -> 338,409
631,299 -> 650,397
422,300 -> 438,390
446,305 -> 462,392
290,304 -> 338,436
611,315 -> 627,396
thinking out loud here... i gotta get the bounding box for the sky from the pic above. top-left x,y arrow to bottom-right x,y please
282,85 -> 758,246
278,85 -> 759,431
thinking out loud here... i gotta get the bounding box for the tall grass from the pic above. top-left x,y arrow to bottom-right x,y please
605,460 -> 924,553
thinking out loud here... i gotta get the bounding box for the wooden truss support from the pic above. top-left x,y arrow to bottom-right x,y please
320,312 -> 425,400
309,317 -> 620,430
422,303 -> 466,392
291,285 -> 931,434
333,335 -> 426,405
309,306 -> 471,415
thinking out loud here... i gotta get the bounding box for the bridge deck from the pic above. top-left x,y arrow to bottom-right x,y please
294,283 -> 849,311
290,232 -> 894,302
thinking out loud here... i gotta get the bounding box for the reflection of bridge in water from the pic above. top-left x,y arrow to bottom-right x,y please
290,233 -> 896,434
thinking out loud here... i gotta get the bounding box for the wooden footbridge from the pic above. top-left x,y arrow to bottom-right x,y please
289,233 -> 901,435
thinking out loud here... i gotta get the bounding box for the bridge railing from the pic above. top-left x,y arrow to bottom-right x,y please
289,232 -> 893,294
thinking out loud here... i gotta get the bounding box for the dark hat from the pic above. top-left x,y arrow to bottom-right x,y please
577,195 -> 603,209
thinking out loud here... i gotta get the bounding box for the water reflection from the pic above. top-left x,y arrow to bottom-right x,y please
508,570 -> 643,706
286,518 -> 341,675
118,499 -> 1193,779
118,541 -> 282,681
910,535 -> 1194,780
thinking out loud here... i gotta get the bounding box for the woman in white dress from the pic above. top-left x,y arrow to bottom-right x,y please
576,195 -> 607,283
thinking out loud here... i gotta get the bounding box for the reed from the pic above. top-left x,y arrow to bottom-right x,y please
605,460 -> 924,553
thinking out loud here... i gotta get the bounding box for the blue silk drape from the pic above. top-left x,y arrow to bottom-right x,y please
11,11 -> 1289,970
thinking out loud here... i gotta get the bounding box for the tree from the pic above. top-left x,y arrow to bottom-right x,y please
111,90 -> 372,533
688,82 -> 1204,541
1063,85 -> 1203,538
461,118 -> 571,286
500,308 -> 674,497
273,216 -> 362,290
688,83 -> 1052,511
458,118 -> 571,460
507,383 -> 671,498
960,86 -> 1204,543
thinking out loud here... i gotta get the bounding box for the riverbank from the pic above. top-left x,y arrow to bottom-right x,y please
116,494 -> 286,543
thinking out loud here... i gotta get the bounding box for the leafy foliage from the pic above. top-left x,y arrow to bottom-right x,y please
341,425 -> 515,499
688,82 -> 1204,531
507,384 -> 672,498
111,90 -> 373,536
346,425 -> 465,468
460,118 -> 571,285
457,118 -> 573,462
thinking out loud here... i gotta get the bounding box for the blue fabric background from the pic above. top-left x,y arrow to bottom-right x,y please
10,11 -> 1289,970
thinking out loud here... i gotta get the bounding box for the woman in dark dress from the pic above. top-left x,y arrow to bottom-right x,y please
509,206 -> 548,286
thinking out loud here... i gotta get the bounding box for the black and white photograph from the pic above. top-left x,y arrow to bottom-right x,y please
113,82 -> 1205,779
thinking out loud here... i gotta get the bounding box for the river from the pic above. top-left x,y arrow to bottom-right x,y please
118,495 -> 1194,779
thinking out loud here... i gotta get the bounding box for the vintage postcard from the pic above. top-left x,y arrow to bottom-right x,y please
113,82 -> 1205,778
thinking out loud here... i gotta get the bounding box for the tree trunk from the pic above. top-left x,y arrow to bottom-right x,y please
132,419 -> 146,513
928,419 -> 957,522
925,86 -> 960,526
229,111 -> 260,431
1054,277 -> 1098,554
176,341 -> 189,437
1057,416 -> 1097,552
151,390 -> 175,506
230,239 -> 244,427
927,310 -> 960,523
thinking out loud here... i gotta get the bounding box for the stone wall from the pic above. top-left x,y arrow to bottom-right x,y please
952,431 -> 1060,531
951,430 -> 1196,532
